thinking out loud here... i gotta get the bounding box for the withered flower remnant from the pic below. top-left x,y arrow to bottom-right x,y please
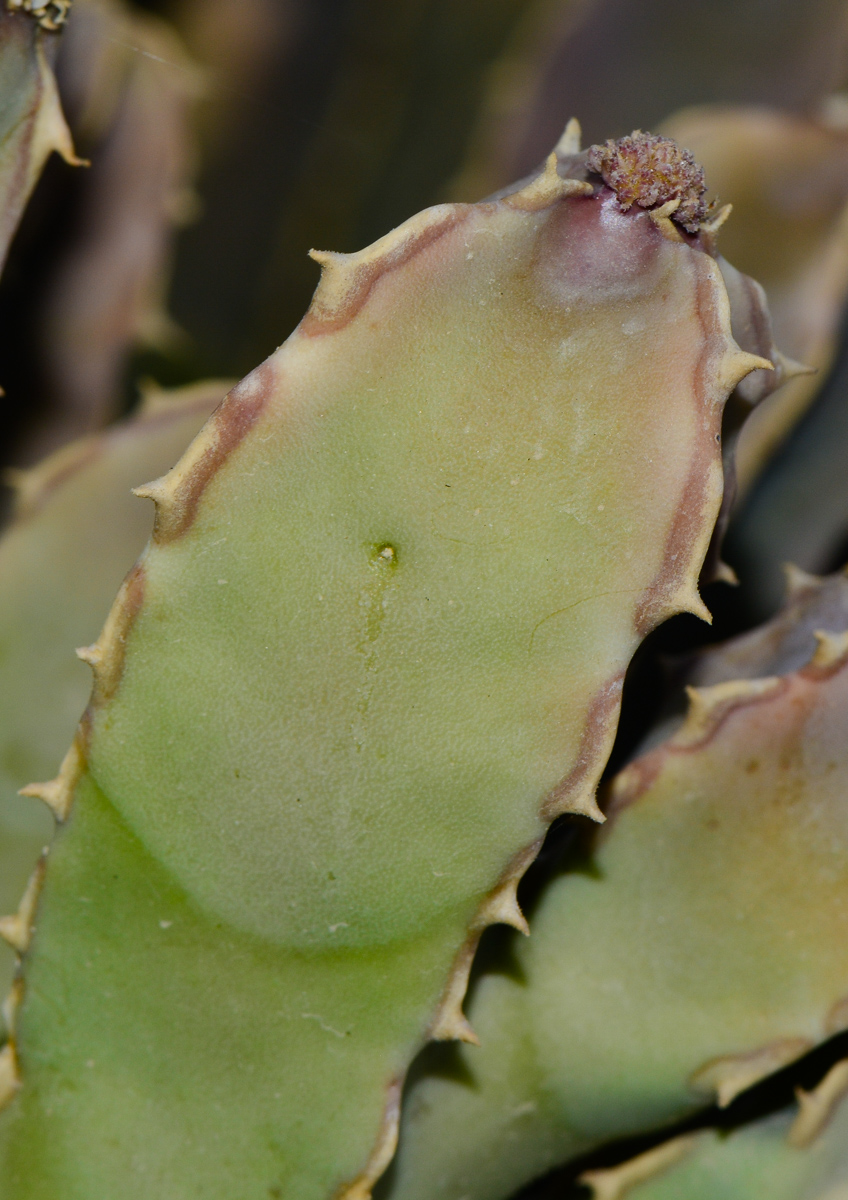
587,130 -> 710,232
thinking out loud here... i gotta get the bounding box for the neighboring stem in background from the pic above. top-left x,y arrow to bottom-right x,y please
0,0 -> 201,477
660,104 -> 848,500
728,319 -> 848,618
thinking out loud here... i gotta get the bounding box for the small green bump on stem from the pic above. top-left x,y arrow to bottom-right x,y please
371,542 -> 399,568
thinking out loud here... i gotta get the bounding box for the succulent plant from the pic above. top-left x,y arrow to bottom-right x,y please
3,4 -> 848,1199
0,95 -> 779,1195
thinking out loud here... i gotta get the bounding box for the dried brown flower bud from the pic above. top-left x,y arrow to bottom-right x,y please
586,131 -> 709,233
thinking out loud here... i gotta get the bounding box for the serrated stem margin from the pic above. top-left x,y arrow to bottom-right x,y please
4,147 -> 775,1196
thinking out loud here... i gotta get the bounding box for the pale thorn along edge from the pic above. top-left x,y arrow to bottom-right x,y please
342,1080 -> 404,1200
430,844 -> 536,1046
647,197 -> 685,244
0,855 -> 46,957
825,992 -> 848,1035
790,1059 -> 848,1149
502,151 -> 593,211
0,1045 -> 19,1113
673,677 -> 784,750
68,563 -> 149,710
0,856 -> 47,1110
772,349 -> 817,383
0,8 -> 86,271
0,381 -> 233,516
605,675 -> 785,781
580,1135 -> 704,1200
715,350 -> 773,397
552,116 -> 582,158
0,128 -> 780,1199
690,1037 -> 815,1108
18,732 -> 85,822
784,562 -> 825,597
810,628 -> 848,669
699,202 -> 732,236
0,856 -> 47,1112
28,35 -> 81,165
684,563 -> 848,689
